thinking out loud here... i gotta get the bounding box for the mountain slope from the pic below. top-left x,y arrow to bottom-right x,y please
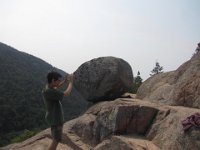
136,51 -> 200,108
0,42 -> 88,146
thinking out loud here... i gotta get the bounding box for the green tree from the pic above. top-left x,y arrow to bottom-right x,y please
150,61 -> 163,76
132,71 -> 143,93
195,42 -> 200,53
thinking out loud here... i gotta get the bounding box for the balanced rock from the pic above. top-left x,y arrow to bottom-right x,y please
74,57 -> 133,103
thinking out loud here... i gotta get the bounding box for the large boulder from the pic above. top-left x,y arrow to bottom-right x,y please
137,52 -> 200,108
74,57 -> 134,103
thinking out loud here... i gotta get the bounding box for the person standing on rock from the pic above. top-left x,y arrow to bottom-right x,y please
42,71 -> 74,150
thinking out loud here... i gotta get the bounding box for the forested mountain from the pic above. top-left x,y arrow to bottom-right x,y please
0,42 -> 88,146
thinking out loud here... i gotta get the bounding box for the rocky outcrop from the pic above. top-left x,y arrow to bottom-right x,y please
0,129 -> 73,150
74,57 -> 134,103
2,48 -> 200,150
2,98 -> 200,150
137,52 -> 200,108
93,135 -> 160,150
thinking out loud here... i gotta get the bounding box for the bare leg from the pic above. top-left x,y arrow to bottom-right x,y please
48,139 -> 58,150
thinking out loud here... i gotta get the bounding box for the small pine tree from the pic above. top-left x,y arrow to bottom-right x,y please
132,71 -> 143,93
150,61 -> 163,76
195,42 -> 200,53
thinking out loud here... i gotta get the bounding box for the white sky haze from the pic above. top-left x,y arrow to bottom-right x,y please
0,0 -> 200,80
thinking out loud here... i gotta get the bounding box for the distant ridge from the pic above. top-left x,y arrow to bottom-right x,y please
0,42 -> 87,146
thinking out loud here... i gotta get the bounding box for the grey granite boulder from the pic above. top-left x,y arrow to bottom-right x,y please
74,57 -> 133,103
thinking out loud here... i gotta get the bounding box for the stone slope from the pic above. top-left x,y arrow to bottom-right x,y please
137,52 -> 200,108
93,135 -> 160,150
2,98 -> 200,150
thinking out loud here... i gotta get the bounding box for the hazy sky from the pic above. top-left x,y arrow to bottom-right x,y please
0,0 -> 200,80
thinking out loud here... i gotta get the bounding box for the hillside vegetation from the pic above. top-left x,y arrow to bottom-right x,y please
0,42 -> 88,146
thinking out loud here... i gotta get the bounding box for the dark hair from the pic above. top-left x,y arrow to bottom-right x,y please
47,71 -> 62,84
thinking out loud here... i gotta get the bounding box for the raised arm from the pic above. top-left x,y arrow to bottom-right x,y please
63,74 -> 74,97
57,79 -> 66,88
57,74 -> 70,88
